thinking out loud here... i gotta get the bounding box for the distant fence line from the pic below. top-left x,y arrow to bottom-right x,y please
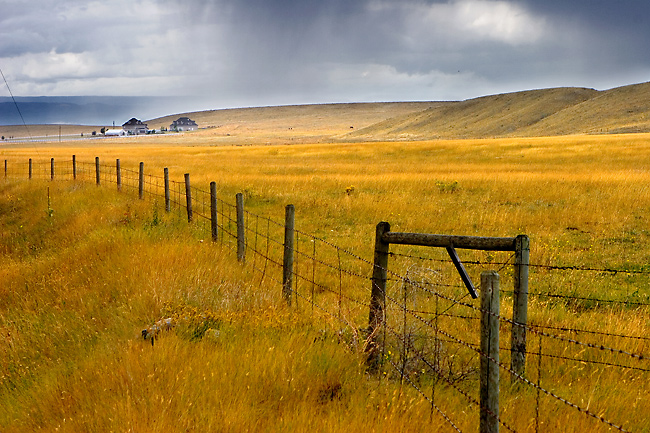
3,155 -> 649,433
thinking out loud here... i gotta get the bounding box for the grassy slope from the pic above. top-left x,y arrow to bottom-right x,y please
520,81 -> 650,136
349,81 -> 650,140
347,87 -> 598,140
146,102 -> 437,145
3,81 -> 650,143
146,80 -> 650,142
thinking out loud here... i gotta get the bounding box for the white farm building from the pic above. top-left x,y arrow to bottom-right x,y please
122,118 -> 148,135
170,117 -> 198,132
105,129 -> 126,136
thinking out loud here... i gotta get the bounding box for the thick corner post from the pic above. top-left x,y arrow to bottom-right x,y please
511,234 -> 530,381
367,221 -> 390,372
480,271 -> 500,433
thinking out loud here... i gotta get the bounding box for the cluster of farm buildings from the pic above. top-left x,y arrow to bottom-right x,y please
104,117 -> 198,136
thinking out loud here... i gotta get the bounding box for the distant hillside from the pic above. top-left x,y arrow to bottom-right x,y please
148,81 -> 650,142
345,88 -> 597,140
146,102 -> 436,144
517,81 -> 650,136
4,81 -> 650,142
0,96 -> 194,126
346,82 -> 650,140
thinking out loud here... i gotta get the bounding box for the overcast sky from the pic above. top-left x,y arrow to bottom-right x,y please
1,0 -> 649,113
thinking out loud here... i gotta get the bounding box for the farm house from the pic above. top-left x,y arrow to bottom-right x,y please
170,117 -> 198,132
122,118 -> 148,135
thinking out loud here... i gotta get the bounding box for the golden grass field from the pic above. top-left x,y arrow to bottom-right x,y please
1,122 -> 650,432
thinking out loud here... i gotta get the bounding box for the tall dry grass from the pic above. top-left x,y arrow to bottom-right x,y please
1,133 -> 649,431
0,180 -> 445,432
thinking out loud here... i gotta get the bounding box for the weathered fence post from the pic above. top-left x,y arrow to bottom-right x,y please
28,158 -> 32,180
236,192 -> 245,263
138,162 -> 144,199
95,157 -> 100,185
72,155 -> 76,180
184,173 -> 192,223
210,181 -> 218,241
367,221 -> 390,372
116,159 -> 121,191
283,204 -> 295,305
480,271 -> 500,433
511,235 -> 530,381
164,168 -> 170,212
50,158 -> 54,180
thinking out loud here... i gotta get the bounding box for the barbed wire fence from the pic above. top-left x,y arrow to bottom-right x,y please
3,156 -> 649,432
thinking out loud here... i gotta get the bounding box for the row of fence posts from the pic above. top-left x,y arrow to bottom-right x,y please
7,156 -> 526,432
11,154 -> 297,304
6,156 -> 249,258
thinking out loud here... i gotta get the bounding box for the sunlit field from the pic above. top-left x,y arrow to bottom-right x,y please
1,132 -> 649,432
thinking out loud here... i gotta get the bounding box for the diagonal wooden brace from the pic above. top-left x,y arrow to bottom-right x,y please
446,244 -> 478,299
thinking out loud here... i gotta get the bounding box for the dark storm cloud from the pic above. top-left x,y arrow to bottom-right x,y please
522,0 -> 650,66
1,0 -> 649,107
195,0 -> 557,99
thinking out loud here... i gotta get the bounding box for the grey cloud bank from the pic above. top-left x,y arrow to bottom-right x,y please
1,0 -> 649,118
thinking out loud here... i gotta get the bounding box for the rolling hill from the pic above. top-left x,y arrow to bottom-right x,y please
3,81 -> 650,142
348,81 -> 650,140
146,81 -> 650,142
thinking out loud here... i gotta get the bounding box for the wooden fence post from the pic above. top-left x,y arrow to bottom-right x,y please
367,221 -> 390,372
184,173 -> 192,223
480,271 -> 500,433
236,192 -> 245,263
50,158 -> 54,180
138,162 -> 144,199
511,235 -> 530,381
283,204 -> 295,305
210,181 -> 218,241
72,155 -> 76,180
29,158 -> 32,180
116,159 -> 121,191
164,168 -> 170,212
95,157 -> 100,185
